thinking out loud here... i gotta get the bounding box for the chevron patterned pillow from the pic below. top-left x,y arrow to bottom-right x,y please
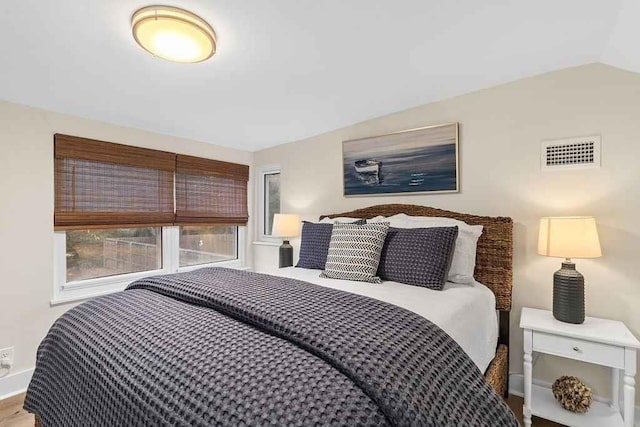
297,219 -> 367,270
320,222 -> 390,283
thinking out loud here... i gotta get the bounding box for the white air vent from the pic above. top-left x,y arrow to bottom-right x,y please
541,135 -> 601,171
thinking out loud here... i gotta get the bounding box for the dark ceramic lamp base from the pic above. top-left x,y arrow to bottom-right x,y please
279,240 -> 293,268
552,260 -> 585,324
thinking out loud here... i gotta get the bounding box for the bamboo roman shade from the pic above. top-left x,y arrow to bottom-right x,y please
175,154 -> 249,225
54,134 -> 249,229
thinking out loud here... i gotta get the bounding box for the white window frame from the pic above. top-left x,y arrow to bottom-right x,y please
256,165 -> 281,243
53,225 -> 247,305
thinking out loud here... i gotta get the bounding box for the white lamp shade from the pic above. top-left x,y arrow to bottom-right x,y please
271,214 -> 300,238
538,216 -> 602,259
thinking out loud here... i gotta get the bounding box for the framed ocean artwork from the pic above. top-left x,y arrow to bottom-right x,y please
342,122 -> 459,196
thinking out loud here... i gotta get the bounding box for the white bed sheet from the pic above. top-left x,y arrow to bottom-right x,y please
265,267 -> 499,373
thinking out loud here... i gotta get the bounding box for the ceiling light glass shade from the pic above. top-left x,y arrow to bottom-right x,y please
132,6 -> 216,63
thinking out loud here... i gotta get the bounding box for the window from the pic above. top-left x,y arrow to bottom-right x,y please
179,225 -> 237,267
264,172 -> 280,236
66,228 -> 162,282
257,165 -> 281,240
53,134 -> 248,304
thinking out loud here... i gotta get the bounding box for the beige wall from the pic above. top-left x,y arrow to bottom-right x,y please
0,100 -> 253,380
253,63 -> 640,403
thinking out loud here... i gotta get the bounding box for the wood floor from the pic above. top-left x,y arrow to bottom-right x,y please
505,394 -> 565,426
0,392 -> 563,426
0,394 -> 33,427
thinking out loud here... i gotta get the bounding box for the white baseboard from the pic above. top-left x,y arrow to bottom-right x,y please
509,373 -> 640,426
0,368 -> 34,401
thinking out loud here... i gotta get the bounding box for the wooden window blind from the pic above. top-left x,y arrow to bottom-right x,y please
175,154 -> 249,225
54,135 -> 250,229
54,134 -> 176,229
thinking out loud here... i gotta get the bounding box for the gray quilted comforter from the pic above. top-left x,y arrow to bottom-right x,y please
25,268 -> 517,426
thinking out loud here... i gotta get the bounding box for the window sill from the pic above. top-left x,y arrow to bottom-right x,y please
177,258 -> 243,273
252,241 -> 281,247
51,284 -> 129,306
51,262 -> 250,306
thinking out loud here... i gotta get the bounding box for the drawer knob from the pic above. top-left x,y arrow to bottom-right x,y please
572,346 -> 581,352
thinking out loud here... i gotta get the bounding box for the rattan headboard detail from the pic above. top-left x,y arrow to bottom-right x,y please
320,204 -> 513,311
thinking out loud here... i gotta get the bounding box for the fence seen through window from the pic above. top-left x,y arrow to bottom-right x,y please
66,226 -> 238,282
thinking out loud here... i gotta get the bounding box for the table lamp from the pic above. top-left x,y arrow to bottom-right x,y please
537,216 -> 602,324
272,214 -> 300,268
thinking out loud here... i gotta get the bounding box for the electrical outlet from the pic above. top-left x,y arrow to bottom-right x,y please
0,346 -> 14,369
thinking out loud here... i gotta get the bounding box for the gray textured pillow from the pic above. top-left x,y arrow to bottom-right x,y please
320,222 -> 390,283
296,222 -> 334,270
377,226 -> 458,290
297,219 -> 367,270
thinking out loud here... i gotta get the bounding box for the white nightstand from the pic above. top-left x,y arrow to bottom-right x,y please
520,307 -> 639,427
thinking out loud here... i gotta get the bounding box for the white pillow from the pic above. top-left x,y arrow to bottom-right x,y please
370,213 -> 483,284
319,216 -> 363,224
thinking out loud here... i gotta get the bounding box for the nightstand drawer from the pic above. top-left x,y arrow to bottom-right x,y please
533,332 -> 625,368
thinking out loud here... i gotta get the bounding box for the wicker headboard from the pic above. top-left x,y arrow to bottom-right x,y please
320,204 -> 513,311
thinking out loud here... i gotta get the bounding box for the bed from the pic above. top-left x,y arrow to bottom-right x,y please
268,267 -> 499,375
26,203 -> 514,426
319,204 -> 513,399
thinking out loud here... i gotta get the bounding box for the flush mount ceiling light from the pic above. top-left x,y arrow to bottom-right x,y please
132,6 -> 216,63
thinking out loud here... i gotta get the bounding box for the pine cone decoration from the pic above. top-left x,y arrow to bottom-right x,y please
552,376 -> 592,413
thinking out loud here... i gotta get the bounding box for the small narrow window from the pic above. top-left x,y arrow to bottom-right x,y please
263,170 -> 280,237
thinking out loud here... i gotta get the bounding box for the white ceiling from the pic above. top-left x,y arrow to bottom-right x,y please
0,1 -> 637,151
